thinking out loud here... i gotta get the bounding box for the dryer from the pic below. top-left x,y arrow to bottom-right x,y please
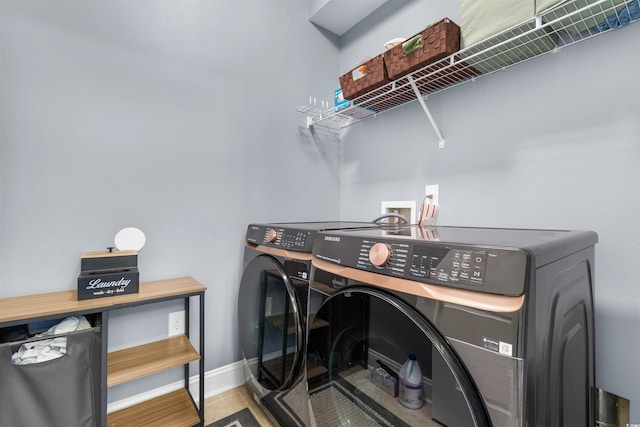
302,225 -> 597,427
237,221 -> 400,426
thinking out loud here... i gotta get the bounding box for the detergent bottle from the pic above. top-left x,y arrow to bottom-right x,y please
398,353 -> 424,409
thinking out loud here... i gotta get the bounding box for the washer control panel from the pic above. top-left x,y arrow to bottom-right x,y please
358,240 -> 486,285
316,234 -> 528,295
409,245 -> 487,285
246,224 -> 314,252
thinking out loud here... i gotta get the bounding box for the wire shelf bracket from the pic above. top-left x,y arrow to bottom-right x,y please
407,75 -> 445,148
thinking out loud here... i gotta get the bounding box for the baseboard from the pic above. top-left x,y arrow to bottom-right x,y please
107,360 -> 245,413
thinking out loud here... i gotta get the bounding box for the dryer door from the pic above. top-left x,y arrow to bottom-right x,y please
306,286 -> 492,427
238,254 -> 304,392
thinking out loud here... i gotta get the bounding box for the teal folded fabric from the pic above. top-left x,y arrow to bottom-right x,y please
402,34 -> 423,55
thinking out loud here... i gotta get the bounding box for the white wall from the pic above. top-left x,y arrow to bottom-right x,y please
0,0 -> 340,404
338,0 -> 640,419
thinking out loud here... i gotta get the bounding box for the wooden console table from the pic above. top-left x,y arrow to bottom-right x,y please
0,276 -> 207,427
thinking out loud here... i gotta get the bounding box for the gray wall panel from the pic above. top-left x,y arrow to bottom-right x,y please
0,0 -> 341,405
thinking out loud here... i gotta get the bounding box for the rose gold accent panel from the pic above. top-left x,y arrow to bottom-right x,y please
245,242 -> 313,261
312,258 -> 524,313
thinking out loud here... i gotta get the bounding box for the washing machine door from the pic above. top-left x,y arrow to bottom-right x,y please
306,286 -> 492,427
238,254 -> 305,393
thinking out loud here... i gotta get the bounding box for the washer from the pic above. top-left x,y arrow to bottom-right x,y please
237,221 -> 400,426
301,225 -> 597,427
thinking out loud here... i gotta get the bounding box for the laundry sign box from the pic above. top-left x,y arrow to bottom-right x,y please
77,249 -> 139,300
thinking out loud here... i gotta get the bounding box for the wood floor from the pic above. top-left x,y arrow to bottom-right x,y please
204,385 -> 276,426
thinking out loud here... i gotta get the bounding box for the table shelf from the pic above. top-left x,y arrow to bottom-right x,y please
106,388 -> 201,427
107,335 -> 200,387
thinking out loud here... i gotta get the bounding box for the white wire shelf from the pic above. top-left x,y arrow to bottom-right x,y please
298,0 -> 639,143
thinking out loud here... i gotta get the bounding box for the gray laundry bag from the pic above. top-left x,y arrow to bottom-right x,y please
0,327 -> 101,427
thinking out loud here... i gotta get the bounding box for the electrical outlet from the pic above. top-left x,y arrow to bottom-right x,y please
168,311 -> 185,337
425,184 -> 439,206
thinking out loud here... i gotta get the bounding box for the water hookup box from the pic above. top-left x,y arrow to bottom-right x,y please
77,249 -> 139,300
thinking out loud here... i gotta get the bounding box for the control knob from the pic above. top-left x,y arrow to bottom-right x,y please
265,229 -> 278,243
369,243 -> 392,267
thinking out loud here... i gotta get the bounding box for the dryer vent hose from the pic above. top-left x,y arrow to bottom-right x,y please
372,213 -> 409,224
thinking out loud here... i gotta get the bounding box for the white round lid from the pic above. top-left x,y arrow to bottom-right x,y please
114,227 -> 146,251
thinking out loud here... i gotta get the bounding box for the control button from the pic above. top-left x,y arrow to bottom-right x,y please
265,229 -> 278,243
369,243 -> 392,267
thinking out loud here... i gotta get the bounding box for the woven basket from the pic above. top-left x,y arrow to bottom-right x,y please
383,18 -> 461,81
339,54 -> 390,101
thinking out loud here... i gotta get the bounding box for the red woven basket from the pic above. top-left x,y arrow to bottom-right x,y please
383,18 -> 461,81
339,54 -> 390,101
